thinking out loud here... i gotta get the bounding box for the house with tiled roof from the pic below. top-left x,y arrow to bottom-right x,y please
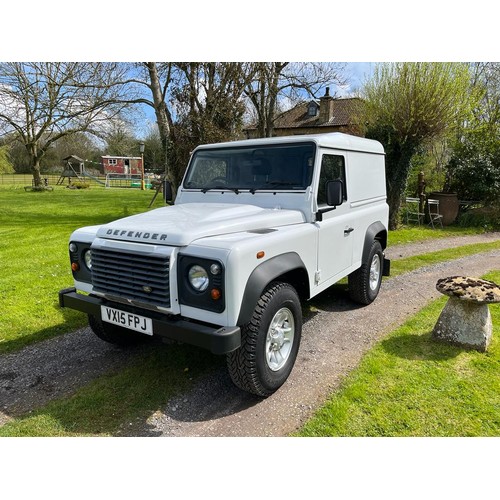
244,87 -> 364,139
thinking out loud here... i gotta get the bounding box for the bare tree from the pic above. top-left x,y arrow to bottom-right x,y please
471,62 -> 500,133
0,62 -> 133,186
244,62 -> 347,137
124,62 -> 344,189
173,62 -> 255,141
140,62 -> 255,188
118,63 -> 177,187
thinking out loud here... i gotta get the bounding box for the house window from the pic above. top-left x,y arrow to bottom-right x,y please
108,159 -> 117,165
308,103 -> 318,117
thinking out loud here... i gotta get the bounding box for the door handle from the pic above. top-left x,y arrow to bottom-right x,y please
344,227 -> 354,235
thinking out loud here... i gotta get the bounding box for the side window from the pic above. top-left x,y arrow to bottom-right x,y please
317,154 -> 346,206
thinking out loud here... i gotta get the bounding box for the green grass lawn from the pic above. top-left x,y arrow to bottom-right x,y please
390,240 -> 500,277
0,185 -> 164,354
296,270 -> 500,437
388,224 -> 487,246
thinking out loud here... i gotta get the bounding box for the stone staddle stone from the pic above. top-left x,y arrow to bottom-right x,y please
432,276 -> 500,352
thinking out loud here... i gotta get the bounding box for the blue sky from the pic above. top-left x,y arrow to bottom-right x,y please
340,62 -> 375,95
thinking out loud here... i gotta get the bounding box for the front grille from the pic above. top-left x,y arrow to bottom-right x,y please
91,247 -> 170,308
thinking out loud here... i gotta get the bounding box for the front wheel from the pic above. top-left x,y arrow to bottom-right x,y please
348,240 -> 384,305
227,282 -> 302,397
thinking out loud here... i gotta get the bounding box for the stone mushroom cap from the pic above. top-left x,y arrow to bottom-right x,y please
436,276 -> 500,304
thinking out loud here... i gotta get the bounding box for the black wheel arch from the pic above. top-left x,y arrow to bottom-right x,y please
362,221 -> 387,263
237,252 -> 309,326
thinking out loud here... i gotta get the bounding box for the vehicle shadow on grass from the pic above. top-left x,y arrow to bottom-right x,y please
0,306 -> 85,356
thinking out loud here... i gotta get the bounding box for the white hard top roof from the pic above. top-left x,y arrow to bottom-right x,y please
195,132 -> 385,155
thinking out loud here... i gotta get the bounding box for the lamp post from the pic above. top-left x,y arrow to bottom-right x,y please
139,141 -> 145,190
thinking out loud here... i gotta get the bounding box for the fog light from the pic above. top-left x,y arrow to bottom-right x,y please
69,243 -> 77,253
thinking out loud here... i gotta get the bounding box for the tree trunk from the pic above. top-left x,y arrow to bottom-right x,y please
265,63 -> 284,138
32,160 -> 42,187
27,143 -> 44,188
385,141 -> 419,230
145,63 -> 177,194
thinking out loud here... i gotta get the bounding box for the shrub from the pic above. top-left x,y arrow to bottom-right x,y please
68,181 -> 90,189
446,132 -> 500,204
457,205 -> 500,231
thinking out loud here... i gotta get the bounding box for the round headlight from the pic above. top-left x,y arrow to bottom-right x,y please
188,265 -> 209,292
84,249 -> 92,270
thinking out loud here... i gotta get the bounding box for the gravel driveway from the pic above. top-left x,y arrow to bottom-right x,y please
1,232 -> 500,434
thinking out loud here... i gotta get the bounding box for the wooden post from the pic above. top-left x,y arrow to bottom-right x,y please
417,171 -> 426,215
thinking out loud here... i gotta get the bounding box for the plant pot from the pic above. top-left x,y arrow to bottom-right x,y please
428,192 -> 459,225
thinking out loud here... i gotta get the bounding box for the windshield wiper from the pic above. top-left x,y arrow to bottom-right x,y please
201,186 -> 240,194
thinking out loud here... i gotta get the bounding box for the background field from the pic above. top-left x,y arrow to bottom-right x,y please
0,185 -> 164,354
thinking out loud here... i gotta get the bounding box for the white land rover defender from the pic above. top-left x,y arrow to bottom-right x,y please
59,132 -> 390,396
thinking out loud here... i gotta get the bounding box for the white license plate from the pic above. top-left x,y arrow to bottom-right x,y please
101,306 -> 153,336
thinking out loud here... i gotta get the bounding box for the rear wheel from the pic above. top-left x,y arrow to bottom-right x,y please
348,240 -> 383,305
227,282 -> 302,397
88,314 -> 148,347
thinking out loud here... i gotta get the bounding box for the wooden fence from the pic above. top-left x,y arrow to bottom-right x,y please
0,174 -> 62,186
0,174 -> 131,188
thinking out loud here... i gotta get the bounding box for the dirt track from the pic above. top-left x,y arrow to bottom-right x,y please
1,232 -> 500,434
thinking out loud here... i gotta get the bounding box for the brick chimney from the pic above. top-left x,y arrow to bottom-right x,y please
319,86 -> 334,123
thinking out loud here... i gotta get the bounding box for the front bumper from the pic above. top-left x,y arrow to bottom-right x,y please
59,288 -> 241,355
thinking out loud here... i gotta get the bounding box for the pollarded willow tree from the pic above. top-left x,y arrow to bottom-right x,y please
362,62 -> 477,229
0,62 -> 134,187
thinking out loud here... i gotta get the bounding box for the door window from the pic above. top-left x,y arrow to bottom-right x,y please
317,154 -> 346,206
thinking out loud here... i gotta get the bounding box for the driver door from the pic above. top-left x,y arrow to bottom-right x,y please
316,152 -> 353,285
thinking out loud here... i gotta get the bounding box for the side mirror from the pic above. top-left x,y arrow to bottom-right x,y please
326,179 -> 343,206
163,180 -> 173,203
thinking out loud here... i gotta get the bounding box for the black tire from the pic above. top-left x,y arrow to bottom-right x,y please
88,314 -> 148,347
227,282 -> 302,397
348,240 -> 383,305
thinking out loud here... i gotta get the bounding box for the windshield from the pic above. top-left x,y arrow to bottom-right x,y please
183,142 -> 316,192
